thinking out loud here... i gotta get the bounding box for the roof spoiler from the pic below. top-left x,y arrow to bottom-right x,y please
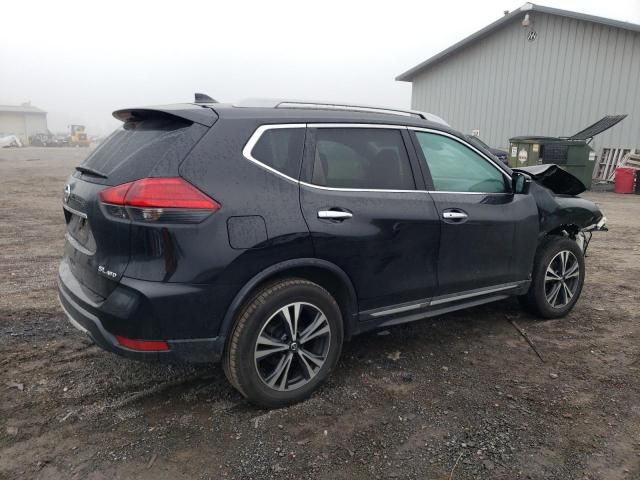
113,104 -> 218,127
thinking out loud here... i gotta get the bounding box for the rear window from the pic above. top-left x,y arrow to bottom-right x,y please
250,127 -> 305,179
310,128 -> 415,190
80,115 -> 208,182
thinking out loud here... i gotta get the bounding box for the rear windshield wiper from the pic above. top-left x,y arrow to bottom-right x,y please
75,165 -> 108,179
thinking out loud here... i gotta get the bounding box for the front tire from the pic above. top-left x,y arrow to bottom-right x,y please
223,278 -> 343,408
519,236 -> 585,319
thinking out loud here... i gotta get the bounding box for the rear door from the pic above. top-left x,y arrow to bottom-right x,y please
299,125 -> 441,314
410,129 -> 539,296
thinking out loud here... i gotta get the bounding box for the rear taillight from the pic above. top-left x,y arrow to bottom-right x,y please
99,177 -> 220,223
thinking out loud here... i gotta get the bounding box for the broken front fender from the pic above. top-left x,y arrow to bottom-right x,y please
528,181 -> 604,237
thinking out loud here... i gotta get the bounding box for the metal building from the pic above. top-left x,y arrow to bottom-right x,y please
397,3 -> 640,170
0,104 -> 48,145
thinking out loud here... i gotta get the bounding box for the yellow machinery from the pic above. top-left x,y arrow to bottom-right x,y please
69,125 -> 90,147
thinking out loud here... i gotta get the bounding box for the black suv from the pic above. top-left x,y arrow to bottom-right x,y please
58,98 -> 606,407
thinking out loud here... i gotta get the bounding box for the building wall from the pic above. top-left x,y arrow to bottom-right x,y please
409,13 -> 640,154
0,112 -> 48,144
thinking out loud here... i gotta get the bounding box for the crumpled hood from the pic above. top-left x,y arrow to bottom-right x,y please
513,164 -> 586,196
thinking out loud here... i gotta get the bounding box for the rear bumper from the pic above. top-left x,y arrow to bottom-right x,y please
57,262 -> 226,363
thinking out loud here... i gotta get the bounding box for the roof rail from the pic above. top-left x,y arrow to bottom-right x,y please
274,100 -> 427,120
233,98 -> 450,126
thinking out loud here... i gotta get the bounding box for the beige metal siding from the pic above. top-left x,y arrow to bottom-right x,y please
410,13 -> 640,153
0,112 -> 48,144
0,114 -> 26,137
24,114 -> 48,140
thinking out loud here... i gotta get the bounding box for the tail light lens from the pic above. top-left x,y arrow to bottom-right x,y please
99,177 -> 220,223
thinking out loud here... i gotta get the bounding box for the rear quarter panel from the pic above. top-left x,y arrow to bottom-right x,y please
178,118 -> 314,287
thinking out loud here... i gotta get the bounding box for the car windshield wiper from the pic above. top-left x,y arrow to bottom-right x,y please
75,165 -> 108,178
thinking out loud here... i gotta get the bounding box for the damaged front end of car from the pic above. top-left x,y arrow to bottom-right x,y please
513,164 -> 608,255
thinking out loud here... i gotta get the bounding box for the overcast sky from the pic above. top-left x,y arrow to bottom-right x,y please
1,0 -> 639,135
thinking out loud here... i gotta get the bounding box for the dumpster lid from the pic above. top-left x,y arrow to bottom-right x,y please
568,114 -> 627,140
509,136 -> 570,143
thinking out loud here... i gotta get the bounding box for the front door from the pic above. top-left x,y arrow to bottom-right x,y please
299,125 -> 441,313
411,129 -> 539,296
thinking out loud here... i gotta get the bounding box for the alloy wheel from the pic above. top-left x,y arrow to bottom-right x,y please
544,250 -> 580,308
254,302 -> 331,392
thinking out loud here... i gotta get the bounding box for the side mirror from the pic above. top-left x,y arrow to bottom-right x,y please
512,172 -> 532,194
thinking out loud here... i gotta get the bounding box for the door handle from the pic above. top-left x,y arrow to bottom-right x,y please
442,209 -> 469,223
442,211 -> 468,220
318,210 -> 353,220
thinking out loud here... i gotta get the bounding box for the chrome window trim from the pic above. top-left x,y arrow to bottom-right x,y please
241,123 -> 514,195
241,124 -> 306,184
299,181 -> 420,194
307,123 -> 406,129
408,127 -> 512,183
242,123 -> 417,192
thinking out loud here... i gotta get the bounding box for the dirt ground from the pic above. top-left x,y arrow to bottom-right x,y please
1,147 -> 639,480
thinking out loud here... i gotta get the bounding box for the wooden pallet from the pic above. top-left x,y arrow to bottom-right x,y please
594,147 -> 636,181
619,152 -> 640,169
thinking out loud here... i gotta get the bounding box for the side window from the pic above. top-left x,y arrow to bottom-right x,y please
311,128 -> 415,190
251,128 -> 305,179
415,132 -> 507,193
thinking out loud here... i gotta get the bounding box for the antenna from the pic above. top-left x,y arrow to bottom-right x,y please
194,93 -> 217,104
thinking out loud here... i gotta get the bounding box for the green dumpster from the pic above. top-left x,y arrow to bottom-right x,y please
508,114 -> 627,189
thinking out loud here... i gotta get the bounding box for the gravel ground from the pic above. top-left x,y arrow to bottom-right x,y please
1,147 -> 639,480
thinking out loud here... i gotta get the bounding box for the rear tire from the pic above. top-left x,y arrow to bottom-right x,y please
223,278 -> 343,408
519,236 -> 585,319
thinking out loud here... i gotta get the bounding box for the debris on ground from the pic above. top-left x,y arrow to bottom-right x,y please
507,317 -> 546,363
387,350 -> 401,361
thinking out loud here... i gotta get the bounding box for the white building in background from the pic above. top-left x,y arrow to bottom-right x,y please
0,103 -> 48,145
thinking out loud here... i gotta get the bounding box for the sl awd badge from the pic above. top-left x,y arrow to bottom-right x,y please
97,265 -> 118,279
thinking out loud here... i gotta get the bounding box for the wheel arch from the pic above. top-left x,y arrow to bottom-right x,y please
219,258 -> 359,342
544,223 -> 582,238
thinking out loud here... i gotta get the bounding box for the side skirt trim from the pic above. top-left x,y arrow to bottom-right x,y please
378,294 -> 511,328
430,282 -> 524,306
360,281 -> 528,320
